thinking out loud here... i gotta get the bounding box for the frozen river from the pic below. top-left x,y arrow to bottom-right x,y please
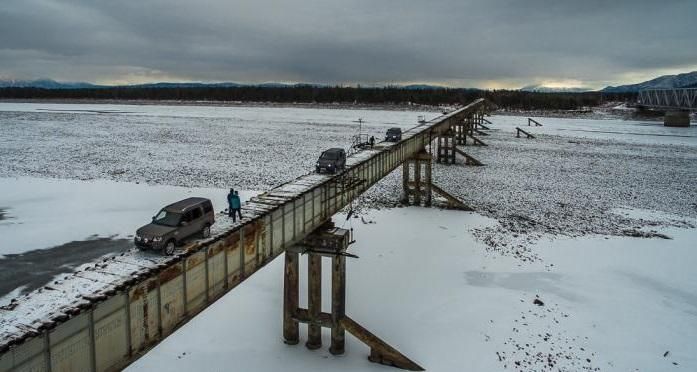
0,102 -> 696,370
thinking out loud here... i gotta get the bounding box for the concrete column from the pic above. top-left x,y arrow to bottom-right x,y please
402,161 -> 410,203
306,254 -> 322,349
413,159 -> 421,205
329,255 -> 346,355
283,251 -> 300,345
456,122 -> 465,145
665,110 -> 691,127
423,158 -> 432,207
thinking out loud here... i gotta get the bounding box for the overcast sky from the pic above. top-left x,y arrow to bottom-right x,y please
1,0 -> 695,89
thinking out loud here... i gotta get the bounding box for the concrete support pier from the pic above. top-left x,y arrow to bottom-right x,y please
664,110 -> 691,127
283,225 -> 423,370
402,149 -> 432,206
436,129 -> 456,165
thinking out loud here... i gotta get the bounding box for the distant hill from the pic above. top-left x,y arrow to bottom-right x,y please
521,84 -> 590,93
128,82 -> 243,89
0,79 -> 101,89
0,79 -> 333,90
602,71 -> 697,92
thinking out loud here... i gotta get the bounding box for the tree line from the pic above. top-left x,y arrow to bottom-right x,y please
0,86 -> 636,110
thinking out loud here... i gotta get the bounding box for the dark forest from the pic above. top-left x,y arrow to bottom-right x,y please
0,86 -> 635,110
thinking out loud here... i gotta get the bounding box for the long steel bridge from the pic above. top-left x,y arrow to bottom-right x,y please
637,88 -> 697,110
0,99 -> 492,372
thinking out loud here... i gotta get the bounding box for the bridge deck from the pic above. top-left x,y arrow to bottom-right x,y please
0,99 -> 488,372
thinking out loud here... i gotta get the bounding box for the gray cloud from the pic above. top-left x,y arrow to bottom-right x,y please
0,0 -> 695,88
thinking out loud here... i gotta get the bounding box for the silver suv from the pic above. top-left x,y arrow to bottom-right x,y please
135,197 -> 215,255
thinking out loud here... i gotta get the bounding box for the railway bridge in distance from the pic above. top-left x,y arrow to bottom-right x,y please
0,99 -> 494,372
637,88 -> 697,127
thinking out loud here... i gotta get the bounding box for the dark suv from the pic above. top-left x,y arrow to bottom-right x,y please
135,197 -> 215,255
385,127 -> 402,142
315,148 -> 346,174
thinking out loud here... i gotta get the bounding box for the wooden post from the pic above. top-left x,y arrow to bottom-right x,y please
413,159 -> 421,205
423,156 -> 432,207
401,161 -> 410,204
306,254 -> 322,349
329,254 -> 346,355
283,251 -> 300,345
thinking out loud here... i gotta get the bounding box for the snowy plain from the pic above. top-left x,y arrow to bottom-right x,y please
126,208 -> 697,372
0,177 -> 255,255
0,101 -> 695,371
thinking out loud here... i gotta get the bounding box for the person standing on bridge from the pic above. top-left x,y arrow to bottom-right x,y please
230,190 -> 242,222
369,135 -> 375,148
227,188 -> 236,217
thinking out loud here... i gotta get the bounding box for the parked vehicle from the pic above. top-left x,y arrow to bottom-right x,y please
315,148 -> 346,174
135,197 -> 215,255
385,127 -> 402,142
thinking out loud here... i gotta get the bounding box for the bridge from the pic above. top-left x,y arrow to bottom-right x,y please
0,99 -> 493,371
637,88 -> 696,127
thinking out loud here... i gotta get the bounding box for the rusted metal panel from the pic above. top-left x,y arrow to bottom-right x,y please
159,264 -> 184,336
185,251 -> 207,314
93,295 -> 128,372
0,350 -> 11,371
303,195 -> 313,233
294,199 -> 304,240
257,215 -> 270,262
49,312 -> 91,372
128,278 -> 159,353
207,245 -> 226,298
225,235 -> 242,285
10,355 -> 46,372
283,205 -> 294,247
271,210 -> 283,255
312,189 -> 322,223
244,221 -> 261,266
4,335 -> 46,372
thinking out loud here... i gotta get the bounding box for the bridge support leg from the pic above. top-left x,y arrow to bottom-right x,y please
284,225 -> 424,371
664,110 -> 690,127
436,130 -> 456,165
306,254 -> 322,350
329,254 -> 346,355
283,251 -> 300,345
402,149 -> 432,206
455,121 -> 466,145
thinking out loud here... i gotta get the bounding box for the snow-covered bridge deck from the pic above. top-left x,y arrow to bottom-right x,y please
0,99 -> 489,372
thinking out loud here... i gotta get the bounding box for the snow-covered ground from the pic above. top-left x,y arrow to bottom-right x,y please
126,208 -> 697,372
0,177 -> 255,255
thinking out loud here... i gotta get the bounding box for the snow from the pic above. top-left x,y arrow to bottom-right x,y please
0,102 -> 437,190
125,207 -> 697,372
355,114 -> 697,261
1,102 -> 696,370
0,177 -> 256,255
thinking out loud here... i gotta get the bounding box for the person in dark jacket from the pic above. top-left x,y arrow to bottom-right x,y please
230,191 -> 242,222
227,188 -> 235,217
369,135 -> 375,148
